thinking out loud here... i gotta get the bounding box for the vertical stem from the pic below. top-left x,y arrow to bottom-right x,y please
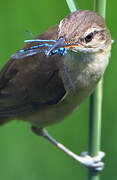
88,81 -> 103,180
66,0 -> 106,180
88,0 -> 106,180
66,0 -> 79,12
94,0 -> 106,17
89,81 -> 103,156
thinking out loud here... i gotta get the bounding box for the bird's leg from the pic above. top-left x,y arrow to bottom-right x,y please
32,127 -> 105,171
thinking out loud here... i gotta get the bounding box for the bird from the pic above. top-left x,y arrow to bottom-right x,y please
0,10 -> 112,170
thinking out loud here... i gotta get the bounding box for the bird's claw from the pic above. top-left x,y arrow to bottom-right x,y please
80,151 -> 105,171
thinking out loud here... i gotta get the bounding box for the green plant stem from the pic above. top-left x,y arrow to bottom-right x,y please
88,80 -> 103,180
89,81 -> 103,155
94,0 -> 106,17
66,0 -> 79,12
66,0 -> 106,180
88,0 -> 106,180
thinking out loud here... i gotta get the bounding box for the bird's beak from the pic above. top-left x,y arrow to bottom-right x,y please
46,37 -> 80,56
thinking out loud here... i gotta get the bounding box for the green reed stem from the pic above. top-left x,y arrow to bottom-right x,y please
66,0 -> 79,12
88,0 -> 106,180
66,0 -> 106,180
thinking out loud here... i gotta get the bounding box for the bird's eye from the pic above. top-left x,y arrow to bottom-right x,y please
85,32 -> 94,43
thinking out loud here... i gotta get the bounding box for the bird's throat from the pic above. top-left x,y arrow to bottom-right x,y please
59,49 -> 109,93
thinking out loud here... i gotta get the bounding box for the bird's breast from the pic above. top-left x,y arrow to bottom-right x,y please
60,50 -> 109,92
26,50 -> 109,128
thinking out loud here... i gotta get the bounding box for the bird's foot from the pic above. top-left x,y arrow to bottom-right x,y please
32,127 -> 105,171
79,151 -> 105,171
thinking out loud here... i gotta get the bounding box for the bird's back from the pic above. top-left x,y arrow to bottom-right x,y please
0,26 -> 66,125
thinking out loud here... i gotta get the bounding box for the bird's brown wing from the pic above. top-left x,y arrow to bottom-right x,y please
0,25 -> 66,119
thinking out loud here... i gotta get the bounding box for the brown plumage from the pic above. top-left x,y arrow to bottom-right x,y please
0,10 -> 111,129
0,25 -> 66,124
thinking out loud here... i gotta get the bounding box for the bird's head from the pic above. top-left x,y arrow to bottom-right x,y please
49,10 -> 112,55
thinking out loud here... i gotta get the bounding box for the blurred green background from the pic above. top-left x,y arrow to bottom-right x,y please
0,0 -> 116,179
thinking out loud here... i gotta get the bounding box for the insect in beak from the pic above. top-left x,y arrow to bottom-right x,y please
46,37 -> 81,57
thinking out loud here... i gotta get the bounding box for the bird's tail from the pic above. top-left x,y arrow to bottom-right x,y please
0,117 -> 10,125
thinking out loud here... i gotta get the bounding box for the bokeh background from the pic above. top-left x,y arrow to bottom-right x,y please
0,0 -> 116,179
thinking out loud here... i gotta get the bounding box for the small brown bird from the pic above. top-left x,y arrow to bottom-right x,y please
0,10 -> 112,170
